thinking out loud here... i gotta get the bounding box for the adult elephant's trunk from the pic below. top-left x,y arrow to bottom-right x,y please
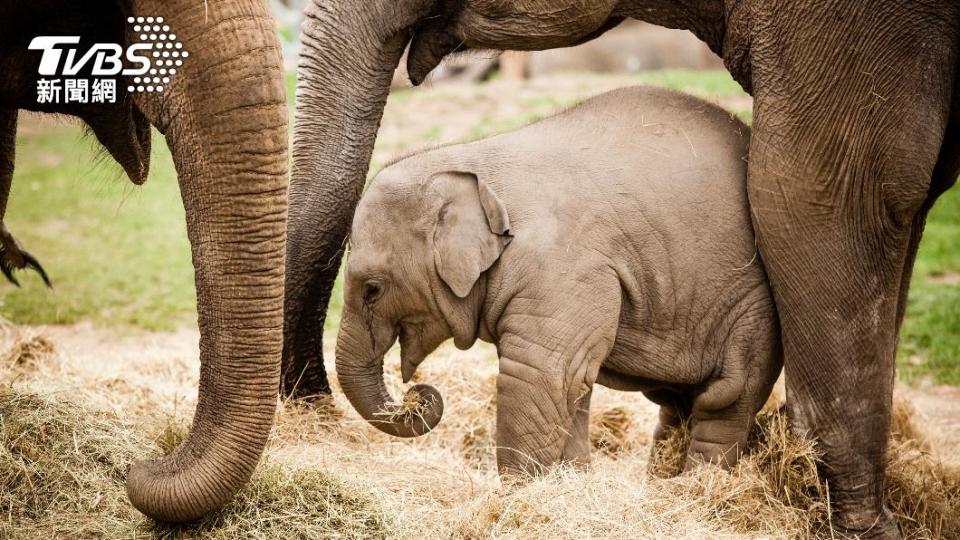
124,0 -> 288,522
282,0 -> 436,398
335,311 -> 443,438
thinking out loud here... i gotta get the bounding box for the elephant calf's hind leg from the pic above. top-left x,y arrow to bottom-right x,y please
684,399 -> 753,470
684,314 -> 778,471
644,391 -> 693,467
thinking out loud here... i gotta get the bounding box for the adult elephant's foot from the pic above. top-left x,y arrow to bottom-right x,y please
280,294 -> 333,400
279,351 -> 331,401
280,236 -> 338,400
834,507 -> 900,540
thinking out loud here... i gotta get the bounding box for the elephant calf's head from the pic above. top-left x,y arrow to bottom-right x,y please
336,163 -> 511,437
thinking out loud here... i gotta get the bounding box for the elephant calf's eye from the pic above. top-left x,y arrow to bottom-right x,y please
362,282 -> 383,304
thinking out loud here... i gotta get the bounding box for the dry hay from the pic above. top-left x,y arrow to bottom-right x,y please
642,399 -> 960,539
154,465 -> 387,540
273,346 -> 959,540
590,406 -> 638,455
373,386 -> 441,428
2,389 -> 957,539
0,391 -> 388,539
0,326 -> 957,539
440,399 -> 958,540
0,391 -> 140,538
0,319 -> 55,373
648,418 -> 692,479
885,400 -> 960,539
274,394 -> 349,443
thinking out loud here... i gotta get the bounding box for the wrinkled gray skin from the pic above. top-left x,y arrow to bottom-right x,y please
337,87 -> 782,475
0,0 -> 288,523
288,2 -> 960,536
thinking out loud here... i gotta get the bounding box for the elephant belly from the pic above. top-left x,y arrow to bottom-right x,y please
600,327 -> 710,391
596,366 -> 666,393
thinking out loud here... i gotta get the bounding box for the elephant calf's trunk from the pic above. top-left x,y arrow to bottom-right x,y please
336,318 -> 444,438
372,383 -> 444,438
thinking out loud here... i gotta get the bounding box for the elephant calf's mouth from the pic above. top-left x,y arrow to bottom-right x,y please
399,325 -> 431,383
401,353 -> 425,383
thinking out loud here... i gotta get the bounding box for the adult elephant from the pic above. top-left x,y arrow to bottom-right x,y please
1,0 -> 287,524
284,1 -> 959,537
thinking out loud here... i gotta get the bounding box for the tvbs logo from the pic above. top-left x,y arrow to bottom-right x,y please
29,16 -> 188,105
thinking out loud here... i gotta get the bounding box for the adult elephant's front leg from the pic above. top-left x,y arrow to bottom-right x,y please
747,4 -> 957,537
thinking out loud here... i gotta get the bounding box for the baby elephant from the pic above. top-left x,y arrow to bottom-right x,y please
336,86 -> 781,476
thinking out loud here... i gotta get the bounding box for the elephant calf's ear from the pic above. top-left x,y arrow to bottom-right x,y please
432,172 -> 511,298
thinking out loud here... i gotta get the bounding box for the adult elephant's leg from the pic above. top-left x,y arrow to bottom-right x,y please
894,108 -> 960,336
747,3 -> 957,537
282,0 -> 434,399
0,105 -> 48,286
0,108 -> 14,219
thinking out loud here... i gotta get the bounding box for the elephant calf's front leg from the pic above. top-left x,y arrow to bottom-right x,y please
495,347 -> 583,476
494,283 -> 620,477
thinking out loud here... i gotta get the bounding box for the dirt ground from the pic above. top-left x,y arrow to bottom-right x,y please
5,322 -> 959,538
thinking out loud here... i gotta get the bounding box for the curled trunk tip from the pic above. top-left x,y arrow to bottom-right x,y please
125,453 -> 238,523
337,313 -> 445,438
372,383 -> 444,438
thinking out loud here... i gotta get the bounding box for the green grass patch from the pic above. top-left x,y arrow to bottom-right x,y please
1,122 -> 194,330
897,187 -> 960,385
633,69 -> 746,96
898,282 -> 960,385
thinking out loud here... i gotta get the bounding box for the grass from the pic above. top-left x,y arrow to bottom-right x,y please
1,121 -> 194,330
0,70 -> 957,383
633,68 -> 747,95
898,188 -> 960,385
